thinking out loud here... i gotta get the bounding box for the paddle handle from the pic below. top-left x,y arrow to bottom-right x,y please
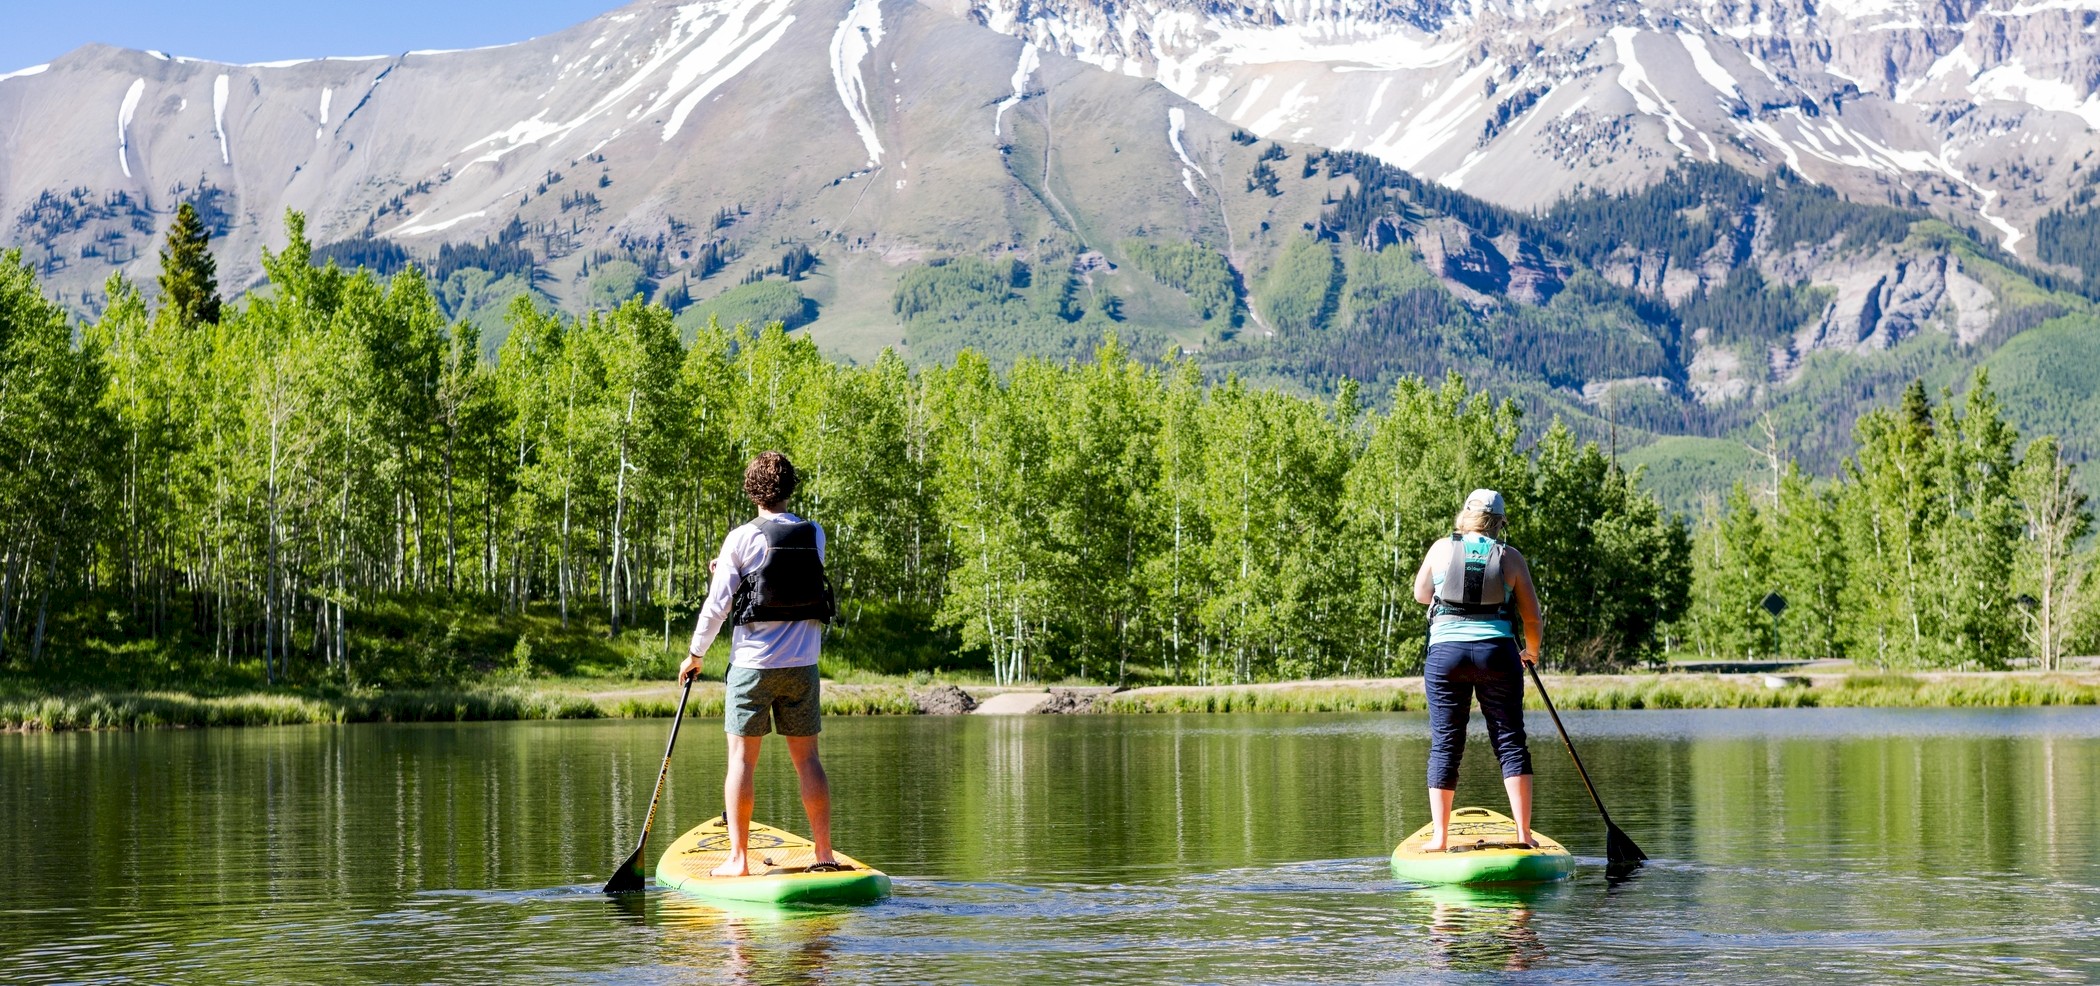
1526,663 -> 1614,827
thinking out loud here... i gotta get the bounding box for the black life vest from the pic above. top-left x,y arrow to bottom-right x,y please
731,517 -> 836,626
1429,532 -> 1509,625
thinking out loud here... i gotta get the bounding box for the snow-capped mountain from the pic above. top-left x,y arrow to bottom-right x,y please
3,0 -> 2098,479
6,0 -> 2097,303
0,0 -> 1310,340
949,0 -> 2100,252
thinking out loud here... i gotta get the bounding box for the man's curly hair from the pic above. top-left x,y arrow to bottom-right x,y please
743,451 -> 798,509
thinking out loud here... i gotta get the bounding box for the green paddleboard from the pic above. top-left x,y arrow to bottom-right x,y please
656,816 -> 890,905
1390,807 -> 1576,885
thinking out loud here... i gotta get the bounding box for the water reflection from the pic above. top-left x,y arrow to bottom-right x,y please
655,894 -> 844,986
1408,884 -> 1552,973
2,711 -> 2098,984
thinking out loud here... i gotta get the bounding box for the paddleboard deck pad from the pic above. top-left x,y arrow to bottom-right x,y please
1391,807 -> 1575,885
656,816 -> 890,904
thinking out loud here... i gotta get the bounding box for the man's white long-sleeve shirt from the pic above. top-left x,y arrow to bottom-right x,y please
689,511 -> 827,669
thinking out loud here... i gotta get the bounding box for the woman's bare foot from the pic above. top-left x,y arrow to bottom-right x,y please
710,854 -> 750,878
1419,831 -> 1449,853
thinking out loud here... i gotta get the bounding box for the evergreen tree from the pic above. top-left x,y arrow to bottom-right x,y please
156,202 -> 221,326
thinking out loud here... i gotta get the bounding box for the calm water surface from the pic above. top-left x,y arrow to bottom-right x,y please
4,708 -> 2099,983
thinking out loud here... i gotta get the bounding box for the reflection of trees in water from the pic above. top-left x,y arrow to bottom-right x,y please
649,894 -> 846,986
1414,887 -> 1549,974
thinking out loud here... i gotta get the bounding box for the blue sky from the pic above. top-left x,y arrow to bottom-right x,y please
3,1 -> 624,72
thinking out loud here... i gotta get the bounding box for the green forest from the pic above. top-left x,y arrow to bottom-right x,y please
0,209 -> 2093,699
1680,381 -> 2093,670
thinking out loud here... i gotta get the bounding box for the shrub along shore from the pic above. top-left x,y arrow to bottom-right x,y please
5,671 -> 2097,731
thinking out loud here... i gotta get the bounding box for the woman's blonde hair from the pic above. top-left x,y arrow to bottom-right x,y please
1454,508 -> 1506,538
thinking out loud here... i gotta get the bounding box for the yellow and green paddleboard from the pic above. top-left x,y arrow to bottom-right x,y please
656,816 -> 890,905
1391,807 -> 1576,885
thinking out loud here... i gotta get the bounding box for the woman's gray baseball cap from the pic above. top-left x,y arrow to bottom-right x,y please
1465,489 -> 1506,515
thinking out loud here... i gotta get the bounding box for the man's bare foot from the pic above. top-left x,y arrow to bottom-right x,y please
710,854 -> 750,878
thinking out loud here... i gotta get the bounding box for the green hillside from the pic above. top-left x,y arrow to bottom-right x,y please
1983,312 -> 2100,488
1622,436 -> 1761,515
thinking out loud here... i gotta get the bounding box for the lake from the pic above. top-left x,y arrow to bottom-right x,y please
4,709 -> 2097,983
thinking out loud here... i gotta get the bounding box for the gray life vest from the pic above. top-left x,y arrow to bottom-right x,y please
1430,532 -> 1509,625
730,518 -> 836,626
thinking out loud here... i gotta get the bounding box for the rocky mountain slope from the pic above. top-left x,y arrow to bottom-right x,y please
0,0 -> 1316,356
949,0 -> 2100,254
3,0 -> 2098,495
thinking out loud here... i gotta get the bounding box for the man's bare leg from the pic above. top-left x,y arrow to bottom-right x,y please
1504,773 -> 1535,846
785,734 -> 835,865
1423,786 -> 1457,851
712,734 -> 763,877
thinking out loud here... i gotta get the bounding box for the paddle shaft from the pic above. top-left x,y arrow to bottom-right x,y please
638,675 -> 695,840
1526,663 -> 1614,827
603,675 -> 695,892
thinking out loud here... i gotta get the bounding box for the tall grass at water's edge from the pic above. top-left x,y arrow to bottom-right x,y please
5,675 -> 2095,730
1099,675 -> 2100,714
1,685 -> 918,731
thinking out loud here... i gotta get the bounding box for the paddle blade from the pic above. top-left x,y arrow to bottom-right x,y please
1605,821 -> 1647,867
601,843 -> 648,894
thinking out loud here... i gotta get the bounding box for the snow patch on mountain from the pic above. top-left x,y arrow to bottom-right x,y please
116,78 -> 145,178
1993,0 -> 2100,14
394,209 -> 488,236
1201,18 -> 1469,71
830,0 -> 886,166
1365,56 -> 1493,168
1230,77 -> 1270,119
994,42 -> 1039,137
213,74 -> 230,165
1248,80 -> 1314,135
659,0 -> 797,140
405,42 -> 524,57
459,0 -> 793,164
0,64 -> 49,84
1364,77 -> 1390,125
1612,27 -> 1712,161
317,87 -> 333,140
1972,60 -> 2100,129
1167,106 -> 1203,201
1678,33 -> 1740,102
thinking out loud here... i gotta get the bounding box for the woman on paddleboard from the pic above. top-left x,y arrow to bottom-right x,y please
1411,490 -> 1546,851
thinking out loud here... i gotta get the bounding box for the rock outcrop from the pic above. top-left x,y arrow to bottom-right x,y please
949,0 -> 2100,254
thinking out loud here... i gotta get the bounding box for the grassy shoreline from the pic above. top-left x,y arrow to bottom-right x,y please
0,682 -> 921,732
5,671 -> 2098,732
1101,671 -> 2100,714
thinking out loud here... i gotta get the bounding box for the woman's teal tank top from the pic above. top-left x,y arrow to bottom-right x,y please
1429,533 -> 1515,644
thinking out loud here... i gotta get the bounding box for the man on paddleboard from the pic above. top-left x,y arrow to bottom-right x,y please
678,451 -> 841,877
1411,490 -> 1546,851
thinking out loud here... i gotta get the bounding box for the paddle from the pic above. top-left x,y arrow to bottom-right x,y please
1526,664 -> 1646,868
603,674 -> 697,894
